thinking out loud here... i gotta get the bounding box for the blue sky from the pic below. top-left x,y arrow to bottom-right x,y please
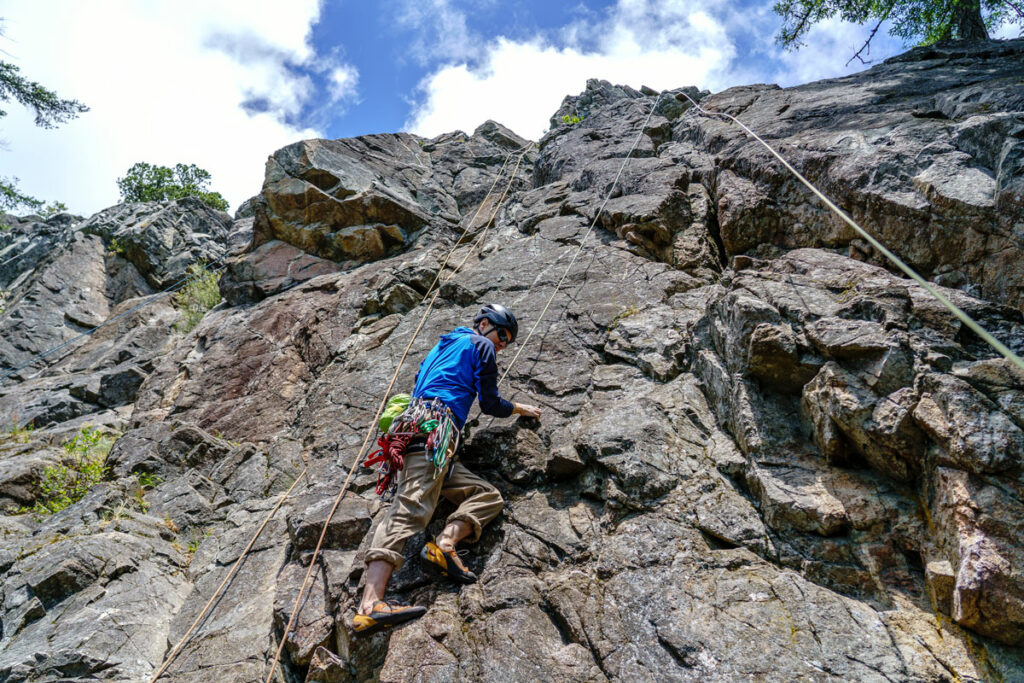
1,1 -> 1018,216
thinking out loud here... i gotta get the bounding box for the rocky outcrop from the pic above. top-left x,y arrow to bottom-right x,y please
79,197 -> 233,288
3,38 -> 1024,683
681,40 -> 1024,309
221,121 -> 534,305
0,199 -> 238,436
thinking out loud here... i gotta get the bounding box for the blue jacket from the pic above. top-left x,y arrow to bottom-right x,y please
413,326 -> 514,429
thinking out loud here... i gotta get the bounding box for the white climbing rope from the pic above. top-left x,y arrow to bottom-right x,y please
151,144 -> 531,681
674,90 -> 1024,375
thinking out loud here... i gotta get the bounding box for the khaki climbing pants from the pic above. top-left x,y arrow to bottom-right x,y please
364,445 -> 503,570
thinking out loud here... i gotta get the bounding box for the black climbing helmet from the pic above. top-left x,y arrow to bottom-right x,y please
474,303 -> 519,343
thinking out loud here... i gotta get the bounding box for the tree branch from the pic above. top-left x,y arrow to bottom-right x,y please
847,16 -> 888,65
1000,0 -> 1024,22
846,3 -> 895,66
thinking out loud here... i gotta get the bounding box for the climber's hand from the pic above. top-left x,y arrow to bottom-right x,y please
514,402 -> 542,419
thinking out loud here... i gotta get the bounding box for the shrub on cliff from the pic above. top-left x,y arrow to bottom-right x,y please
117,162 -> 230,212
25,426 -> 112,516
174,262 -> 222,333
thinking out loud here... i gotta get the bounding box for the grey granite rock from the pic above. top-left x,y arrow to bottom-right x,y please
2,39 -> 1024,682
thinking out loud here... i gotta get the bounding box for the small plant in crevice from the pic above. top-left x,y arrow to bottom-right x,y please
137,471 -> 161,489
22,426 -> 113,515
608,303 -> 642,331
174,262 -> 221,333
177,529 -> 212,566
129,474 -> 154,514
100,499 -> 131,525
561,114 -> 583,125
107,237 -> 127,256
6,415 -> 35,443
131,485 -> 150,513
212,429 -> 242,448
188,535 -> 205,555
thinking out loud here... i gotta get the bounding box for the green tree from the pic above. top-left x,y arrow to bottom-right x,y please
775,0 -> 1023,61
1,25 -> 86,213
117,162 -> 230,211
0,61 -> 88,128
0,177 -> 42,213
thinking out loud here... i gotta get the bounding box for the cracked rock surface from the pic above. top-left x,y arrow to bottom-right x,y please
2,39 -> 1024,682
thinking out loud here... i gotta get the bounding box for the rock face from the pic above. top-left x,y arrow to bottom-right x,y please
3,38 -> 1024,682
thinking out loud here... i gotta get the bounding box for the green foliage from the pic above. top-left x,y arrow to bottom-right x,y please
107,237 -> 126,256
25,426 -> 112,515
609,303 -> 642,331
0,23 -> 86,215
188,535 -> 205,554
0,60 -> 88,129
131,485 -> 150,513
774,0 -> 1021,56
6,416 -> 34,443
39,201 -> 68,218
137,471 -> 161,489
0,176 -> 43,213
117,162 -> 230,211
174,262 -> 222,333
0,181 -> 69,217
561,114 -> 584,125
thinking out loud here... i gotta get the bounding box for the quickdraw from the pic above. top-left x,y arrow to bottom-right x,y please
363,397 -> 460,498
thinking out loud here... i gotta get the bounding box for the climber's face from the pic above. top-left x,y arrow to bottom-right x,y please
478,319 -> 509,351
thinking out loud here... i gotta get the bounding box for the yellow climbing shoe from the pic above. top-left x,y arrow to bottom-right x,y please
351,601 -> 426,636
420,540 -> 478,584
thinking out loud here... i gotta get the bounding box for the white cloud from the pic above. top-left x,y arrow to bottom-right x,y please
406,0 -> 738,140
393,0 -> 484,65
402,0 -> 928,141
0,0 -> 356,215
992,21 -> 1023,40
329,64 -> 360,103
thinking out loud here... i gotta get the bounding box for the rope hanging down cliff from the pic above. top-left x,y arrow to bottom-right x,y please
150,145 -> 530,682
675,90 -> 1024,375
270,93 -> 666,680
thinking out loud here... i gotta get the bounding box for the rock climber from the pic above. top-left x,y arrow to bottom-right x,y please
353,304 -> 543,635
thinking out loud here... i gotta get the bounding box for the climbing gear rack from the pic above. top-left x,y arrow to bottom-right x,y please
364,396 -> 460,498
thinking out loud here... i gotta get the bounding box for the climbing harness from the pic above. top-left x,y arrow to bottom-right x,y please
364,396 -> 460,497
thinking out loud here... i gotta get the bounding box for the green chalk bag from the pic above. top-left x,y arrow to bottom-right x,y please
378,393 -> 411,432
